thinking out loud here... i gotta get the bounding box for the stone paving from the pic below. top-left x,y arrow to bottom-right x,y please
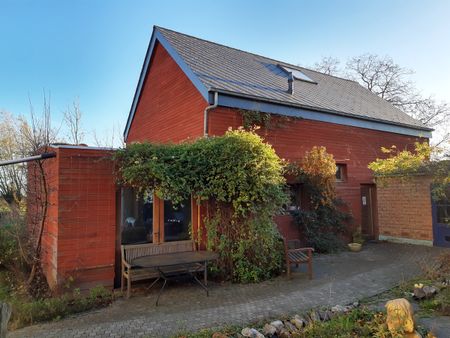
8,243 -> 446,338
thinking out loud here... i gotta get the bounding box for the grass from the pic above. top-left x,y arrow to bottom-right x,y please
0,270 -> 114,330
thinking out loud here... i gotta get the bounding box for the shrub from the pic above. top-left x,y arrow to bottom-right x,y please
288,146 -> 351,253
8,285 -> 113,329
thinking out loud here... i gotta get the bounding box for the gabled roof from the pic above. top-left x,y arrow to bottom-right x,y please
124,26 -> 432,140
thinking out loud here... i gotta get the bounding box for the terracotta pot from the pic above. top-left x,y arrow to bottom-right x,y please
348,243 -> 362,252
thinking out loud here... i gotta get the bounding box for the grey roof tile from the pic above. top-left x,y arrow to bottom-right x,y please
157,27 -> 430,131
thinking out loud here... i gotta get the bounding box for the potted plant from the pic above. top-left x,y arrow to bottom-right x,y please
348,230 -> 364,252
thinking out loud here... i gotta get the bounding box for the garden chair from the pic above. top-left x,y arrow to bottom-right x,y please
283,238 -> 314,279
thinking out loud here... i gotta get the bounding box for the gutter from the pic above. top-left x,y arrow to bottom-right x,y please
0,152 -> 56,167
203,91 -> 218,137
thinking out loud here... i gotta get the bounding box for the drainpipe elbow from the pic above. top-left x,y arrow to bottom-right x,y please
204,92 -> 218,137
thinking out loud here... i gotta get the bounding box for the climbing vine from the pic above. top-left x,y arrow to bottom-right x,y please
115,129 -> 288,282
239,110 -> 298,131
368,142 -> 450,200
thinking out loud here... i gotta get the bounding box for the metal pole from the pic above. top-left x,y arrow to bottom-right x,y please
0,152 -> 56,167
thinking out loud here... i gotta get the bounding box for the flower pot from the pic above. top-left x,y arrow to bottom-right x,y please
348,243 -> 362,252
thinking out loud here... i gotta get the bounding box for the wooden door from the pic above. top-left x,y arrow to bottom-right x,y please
361,185 -> 376,239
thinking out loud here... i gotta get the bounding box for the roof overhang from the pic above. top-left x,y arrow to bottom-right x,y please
213,90 -> 433,138
123,27 -> 209,141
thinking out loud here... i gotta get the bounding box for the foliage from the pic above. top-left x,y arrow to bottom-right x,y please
0,219 -> 27,273
239,110 -> 296,131
205,209 -> 284,282
240,110 -> 272,130
4,285 -> 113,330
175,308 -> 408,338
293,200 -> 348,253
368,142 -> 450,200
288,146 -> 350,253
115,129 -> 288,282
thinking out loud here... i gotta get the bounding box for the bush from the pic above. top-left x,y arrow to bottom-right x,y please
8,285 -> 113,329
288,147 -> 351,253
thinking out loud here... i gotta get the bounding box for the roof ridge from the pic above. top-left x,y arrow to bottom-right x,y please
154,26 -> 356,84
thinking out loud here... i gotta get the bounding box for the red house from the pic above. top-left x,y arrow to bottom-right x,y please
31,26 -> 434,290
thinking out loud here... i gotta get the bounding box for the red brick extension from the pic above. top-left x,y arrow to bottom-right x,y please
28,147 -> 116,290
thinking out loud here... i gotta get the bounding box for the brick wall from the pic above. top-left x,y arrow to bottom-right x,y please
28,147 -> 117,291
377,175 -> 433,244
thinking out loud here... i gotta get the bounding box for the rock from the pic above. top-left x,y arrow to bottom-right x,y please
212,333 -> 229,338
331,304 -> 346,313
0,302 -> 11,338
309,310 -> 321,322
284,321 -> 297,332
262,324 -> 277,336
353,301 -> 360,307
414,286 -> 427,299
270,320 -> 284,332
278,328 -> 291,338
241,327 -> 264,338
385,298 -> 415,334
423,285 -> 438,298
319,310 -> 331,321
291,316 -> 306,329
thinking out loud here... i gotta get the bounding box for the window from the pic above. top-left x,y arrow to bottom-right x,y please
284,184 -> 302,212
121,188 -> 153,244
163,200 -> 191,242
436,203 -> 450,225
278,64 -> 317,83
336,164 -> 347,182
120,188 -> 192,244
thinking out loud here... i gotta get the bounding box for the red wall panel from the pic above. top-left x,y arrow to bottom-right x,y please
126,42 -> 207,143
208,107 -> 423,238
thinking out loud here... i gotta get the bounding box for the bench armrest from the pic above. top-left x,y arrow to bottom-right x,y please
122,259 -> 131,270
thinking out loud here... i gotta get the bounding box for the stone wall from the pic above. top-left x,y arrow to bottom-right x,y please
376,175 -> 433,245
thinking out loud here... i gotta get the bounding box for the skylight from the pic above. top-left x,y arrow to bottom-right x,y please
279,65 -> 316,84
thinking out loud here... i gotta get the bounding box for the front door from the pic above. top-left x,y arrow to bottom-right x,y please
361,185 -> 376,239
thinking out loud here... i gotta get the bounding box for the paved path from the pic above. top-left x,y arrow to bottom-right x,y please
8,243 -> 446,338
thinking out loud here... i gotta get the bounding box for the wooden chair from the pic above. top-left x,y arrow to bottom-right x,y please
283,238 -> 314,279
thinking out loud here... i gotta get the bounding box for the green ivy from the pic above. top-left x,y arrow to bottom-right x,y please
115,129 -> 288,282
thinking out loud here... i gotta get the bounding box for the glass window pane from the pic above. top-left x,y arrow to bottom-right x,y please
436,204 -> 450,224
121,188 -> 153,244
164,200 -> 191,242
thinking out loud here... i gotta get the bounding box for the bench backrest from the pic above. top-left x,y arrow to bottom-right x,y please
121,240 -> 195,263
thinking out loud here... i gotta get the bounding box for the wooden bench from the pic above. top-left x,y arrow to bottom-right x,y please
121,240 -> 200,298
283,238 -> 314,279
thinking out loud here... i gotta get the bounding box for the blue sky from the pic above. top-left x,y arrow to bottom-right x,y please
1,0 -> 449,145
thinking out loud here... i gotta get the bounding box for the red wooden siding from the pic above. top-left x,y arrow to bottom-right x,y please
208,107 -> 423,237
126,42 -> 207,143
28,147 -> 116,291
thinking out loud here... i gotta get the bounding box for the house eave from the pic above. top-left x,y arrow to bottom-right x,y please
212,90 -> 432,138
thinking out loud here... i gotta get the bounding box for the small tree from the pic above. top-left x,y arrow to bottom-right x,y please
288,146 -> 350,253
